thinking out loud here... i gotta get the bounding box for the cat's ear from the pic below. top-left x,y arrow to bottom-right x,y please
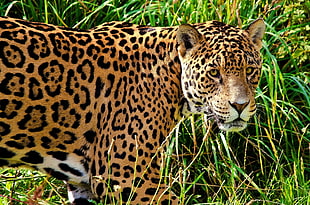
177,24 -> 202,57
246,18 -> 265,50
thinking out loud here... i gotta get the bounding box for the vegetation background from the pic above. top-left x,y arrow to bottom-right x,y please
0,0 -> 309,204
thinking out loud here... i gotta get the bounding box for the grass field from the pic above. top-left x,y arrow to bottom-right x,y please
0,0 -> 309,204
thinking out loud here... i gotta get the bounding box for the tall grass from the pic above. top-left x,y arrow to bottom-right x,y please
0,0 -> 309,204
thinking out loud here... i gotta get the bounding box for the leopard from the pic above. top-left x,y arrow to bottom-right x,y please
0,16 -> 265,204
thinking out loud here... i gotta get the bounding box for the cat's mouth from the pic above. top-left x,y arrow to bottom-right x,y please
216,118 -> 247,132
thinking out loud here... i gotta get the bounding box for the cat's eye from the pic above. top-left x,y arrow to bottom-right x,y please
209,69 -> 220,78
246,67 -> 255,75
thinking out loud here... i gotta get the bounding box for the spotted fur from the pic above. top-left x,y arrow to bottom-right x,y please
0,17 -> 265,204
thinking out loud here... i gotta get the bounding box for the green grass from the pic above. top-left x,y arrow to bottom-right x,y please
0,0 -> 309,204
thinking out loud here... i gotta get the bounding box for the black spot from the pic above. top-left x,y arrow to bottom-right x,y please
122,187 -> 137,202
134,51 -> 139,60
97,56 -> 111,69
141,197 -> 150,202
74,94 -> 79,104
26,63 -> 34,73
128,155 -> 136,162
138,37 -> 143,44
138,149 -> 143,156
46,151 -> 68,161
121,28 -> 134,35
21,151 -> 43,164
0,159 -> 9,166
95,77 -> 104,99
98,165 -> 106,175
146,142 -> 154,150
59,163 -> 83,176
119,39 -> 127,46
0,147 -> 16,158
124,172 -> 130,178
136,165 -> 141,172
102,48 -> 109,54
84,130 -> 96,143
109,47 -> 116,58
145,187 -> 157,195
115,152 -> 126,159
130,37 -> 136,43
90,161 -> 96,175
105,37 -> 114,45
73,149 -> 84,156
44,168 -> 68,181
41,136 -> 52,149
96,182 -> 104,196
5,141 -> 23,149
110,29 -> 119,34
128,143 -> 135,152
85,112 -> 92,123
56,144 -> 66,150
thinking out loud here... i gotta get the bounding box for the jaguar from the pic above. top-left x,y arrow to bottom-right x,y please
0,16 -> 265,204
